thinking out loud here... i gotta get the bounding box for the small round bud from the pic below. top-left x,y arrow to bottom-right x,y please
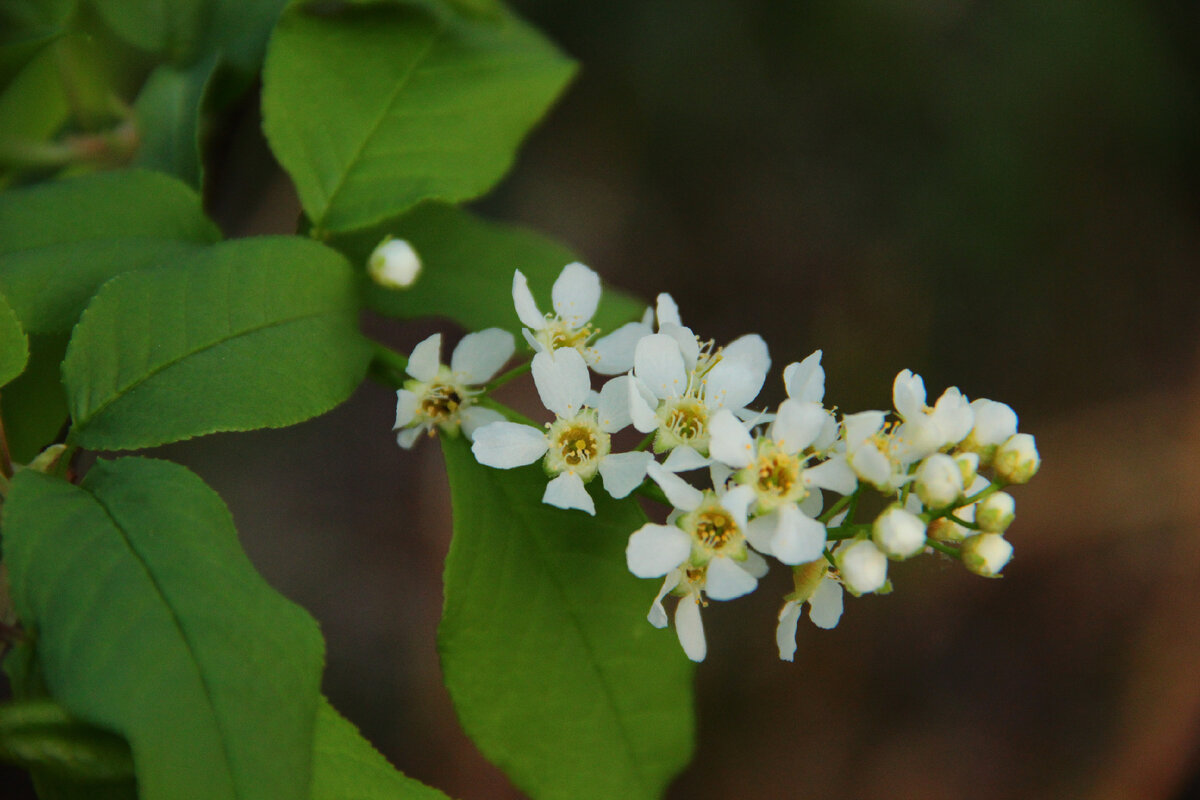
914,453 -> 964,509
929,516 -> 968,543
368,237 -> 422,289
872,505 -> 927,559
994,433 -> 1039,484
976,491 -> 1015,533
837,539 -> 889,595
954,452 -> 980,488
961,533 -> 1013,577
962,399 -> 1018,464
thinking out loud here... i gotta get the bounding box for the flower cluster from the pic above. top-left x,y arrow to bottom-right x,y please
393,263 -> 1041,663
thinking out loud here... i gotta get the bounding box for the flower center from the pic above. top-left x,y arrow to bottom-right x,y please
537,319 -> 595,353
557,425 -> 599,466
544,411 -> 611,480
755,451 -> 799,497
693,508 -> 737,550
420,383 -> 463,421
656,397 -> 709,453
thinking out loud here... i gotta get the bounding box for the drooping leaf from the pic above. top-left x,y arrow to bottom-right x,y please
63,235 -> 371,451
261,0 -> 575,233
1,333 -> 68,464
132,53 -> 218,187
439,437 -> 695,800
312,697 -> 451,800
0,169 -> 221,335
331,202 -> 646,339
2,459 -> 327,800
0,290 -> 28,387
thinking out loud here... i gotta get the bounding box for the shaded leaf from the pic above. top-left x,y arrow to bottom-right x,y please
63,235 -> 371,450
0,699 -> 134,783
262,0 -> 575,233
2,458 -> 326,800
90,0 -> 208,62
439,437 -> 695,800
0,290 -> 28,387
0,333 -> 68,464
132,53 -> 218,187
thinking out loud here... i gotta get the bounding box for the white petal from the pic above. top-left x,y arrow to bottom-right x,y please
648,570 -> 682,628
662,445 -> 710,472
599,451 -> 653,498
394,389 -> 419,429
703,341 -> 768,411
770,505 -> 827,565
551,262 -> 601,328
596,375 -> 633,433
532,348 -> 591,417
807,579 -> 844,629
646,461 -> 703,511
591,319 -> 651,375
776,600 -> 803,661
626,523 -> 691,577
407,334 -> 442,382
708,461 -> 732,489
459,405 -> 505,439
800,487 -> 823,516
804,456 -> 858,495
451,328 -> 515,384
471,422 -> 548,468
782,350 -> 825,403
718,484 -> 756,529
708,408 -> 755,468
843,410 -> 886,445
850,443 -> 893,489
543,471 -> 595,515
890,417 -> 943,465
634,334 -> 687,399
512,270 -> 545,330
769,400 -> 825,453
892,369 -> 926,419
663,324 -> 700,370
521,327 -> 544,354
396,426 -> 424,449
741,548 -> 770,578
812,411 -> 839,451
655,293 -> 682,328
704,556 -> 758,601
932,387 -> 973,446
723,334 -> 771,377
970,399 -> 1018,447
744,514 -> 777,554
628,375 -> 660,433
675,595 -> 707,662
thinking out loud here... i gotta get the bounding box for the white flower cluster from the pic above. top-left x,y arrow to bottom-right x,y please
394,263 -> 1041,664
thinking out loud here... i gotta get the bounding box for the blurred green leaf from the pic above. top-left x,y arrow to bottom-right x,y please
63,236 -> 371,451
89,0 -> 209,62
312,697 -> 451,800
0,699 -> 134,783
0,169 -> 221,335
1,333 -> 68,464
0,40 -> 70,177
2,458 -> 326,800
439,437 -> 695,800
202,0 -> 288,77
132,53 -> 218,187
332,202 -> 645,338
0,291 -> 29,387
261,0 -> 575,233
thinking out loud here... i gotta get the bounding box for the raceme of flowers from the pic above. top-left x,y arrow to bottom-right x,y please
390,261 -> 1042,664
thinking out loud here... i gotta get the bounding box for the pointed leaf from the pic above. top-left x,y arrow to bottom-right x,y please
63,236 -> 371,450
262,0 -> 575,233
439,437 -> 695,800
2,458 -> 326,800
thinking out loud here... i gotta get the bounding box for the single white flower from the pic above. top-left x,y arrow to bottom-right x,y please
889,369 -> 974,464
840,410 -> 904,491
368,237 -> 422,288
776,576 -> 844,661
512,263 -> 602,360
394,330 -> 513,448
471,348 -> 648,515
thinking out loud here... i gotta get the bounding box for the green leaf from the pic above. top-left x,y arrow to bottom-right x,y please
261,0 -> 575,233
331,202 -> 646,338
1,333 -> 68,464
63,235 -> 371,450
0,39 -> 70,175
0,290 -> 29,387
132,53 -> 218,187
0,169 -> 221,335
0,699 -> 134,783
2,458 -> 327,800
438,437 -> 695,800
312,697 -> 451,800
89,0 -> 208,62
202,0 -> 288,78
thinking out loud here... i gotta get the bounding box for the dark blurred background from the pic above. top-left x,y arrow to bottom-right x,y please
11,0 -> 1200,797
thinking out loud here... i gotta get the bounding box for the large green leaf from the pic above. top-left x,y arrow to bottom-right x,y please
0,169 -> 221,335
312,697 -> 450,800
439,437 -> 695,800
0,290 -> 28,387
261,0 -> 575,233
63,235 -> 371,451
331,202 -> 645,338
132,53 -> 218,187
2,458 -> 327,800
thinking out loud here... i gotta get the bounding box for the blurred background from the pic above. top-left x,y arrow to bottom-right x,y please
8,0 -> 1200,797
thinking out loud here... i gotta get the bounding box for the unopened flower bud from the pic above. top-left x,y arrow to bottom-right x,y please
994,433 -> 1039,484
929,516 -> 968,543
954,451 -> 979,488
914,453 -> 964,509
872,505 -> 927,559
961,533 -> 1013,577
962,399 -> 1018,464
837,539 -> 888,595
976,491 -> 1015,533
368,237 -> 422,289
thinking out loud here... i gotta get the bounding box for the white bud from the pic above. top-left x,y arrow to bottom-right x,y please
954,452 -> 979,488
872,505 -> 927,559
994,433 -> 1039,484
962,533 -> 1013,577
837,539 -> 889,595
962,399 -> 1018,463
913,453 -> 964,509
976,491 -> 1015,533
368,237 -> 422,289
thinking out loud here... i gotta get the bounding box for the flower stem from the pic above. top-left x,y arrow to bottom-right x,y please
925,538 -> 961,559
483,360 -> 531,393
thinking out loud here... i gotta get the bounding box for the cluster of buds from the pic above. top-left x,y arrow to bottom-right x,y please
391,263 -> 1041,663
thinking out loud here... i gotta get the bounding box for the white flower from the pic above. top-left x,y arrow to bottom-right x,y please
368,237 -> 422,288
976,491 -> 1015,533
782,350 -> 839,451
840,410 -> 903,491
394,330 -> 513,448
961,399 -> 1018,463
871,505 -> 927,559
591,292 -> 699,375
775,560 -> 845,661
512,263 -> 602,360
889,370 -> 974,464
836,539 -> 889,595
962,533 -> 1013,577
471,348 -> 648,515
913,452 -> 964,509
